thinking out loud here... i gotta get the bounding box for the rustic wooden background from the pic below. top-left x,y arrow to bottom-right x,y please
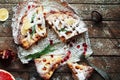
0,0 -> 120,80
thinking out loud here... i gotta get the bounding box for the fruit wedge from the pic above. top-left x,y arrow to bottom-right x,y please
0,69 -> 15,80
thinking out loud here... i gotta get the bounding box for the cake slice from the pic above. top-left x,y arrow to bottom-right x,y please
34,55 -> 63,80
46,11 -> 87,42
12,2 -> 47,49
67,62 -> 93,80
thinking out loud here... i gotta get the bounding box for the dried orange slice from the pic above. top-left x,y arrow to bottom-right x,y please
0,69 -> 15,80
0,8 -> 9,21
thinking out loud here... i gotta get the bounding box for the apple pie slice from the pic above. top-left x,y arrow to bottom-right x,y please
46,11 -> 87,42
12,2 -> 47,49
34,55 -> 63,80
67,62 -> 93,80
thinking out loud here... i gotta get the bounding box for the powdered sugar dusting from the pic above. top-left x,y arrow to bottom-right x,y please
18,28 -> 92,63
12,0 -> 93,64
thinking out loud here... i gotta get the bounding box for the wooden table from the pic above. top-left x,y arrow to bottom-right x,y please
0,0 -> 120,80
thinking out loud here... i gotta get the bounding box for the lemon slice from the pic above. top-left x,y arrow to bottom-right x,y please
0,8 -> 9,21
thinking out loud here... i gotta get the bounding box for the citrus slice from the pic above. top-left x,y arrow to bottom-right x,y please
0,8 -> 9,21
0,69 -> 15,80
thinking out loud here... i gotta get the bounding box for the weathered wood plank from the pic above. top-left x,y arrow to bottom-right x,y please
11,72 -> 29,80
0,37 -> 17,52
66,0 -> 120,4
0,21 -> 12,37
91,38 -> 120,55
1,21 -> 120,38
0,37 -> 119,55
86,21 -> 120,38
0,0 -> 120,4
54,72 -> 120,80
70,4 -> 120,21
55,57 -> 120,73
110,73 -> 120,80
88,57 -> 120,73
50,57 -> 119,80
90,72 -> 120,80
0,0 -> 23,4
0,4 -> 120,21
0,1 -> 119,80
10,72 -> 120,80
1,57 -> 120,80
51,72 -> 74,80
1,56 -> 120,73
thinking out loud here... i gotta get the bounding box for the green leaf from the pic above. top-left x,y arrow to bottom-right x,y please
31,25 -> 36,36
25,42 -> 60,59
59,28 -> 67,32
31,13 -> 36,37
31,13 -> 36,23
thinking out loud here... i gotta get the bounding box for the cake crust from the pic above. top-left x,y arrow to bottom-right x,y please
34,55 -> 63,80
67,62 -> 93,80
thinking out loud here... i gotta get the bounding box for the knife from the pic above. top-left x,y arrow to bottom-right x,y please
80,54 -> 111,80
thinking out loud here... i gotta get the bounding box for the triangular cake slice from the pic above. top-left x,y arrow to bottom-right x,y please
46,11 -> 87,42
12,2 -> 47,49
67,62 -> 93,80
34,55 -> 63,80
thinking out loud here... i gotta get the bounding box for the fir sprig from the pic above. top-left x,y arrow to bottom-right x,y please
25,42 -> 60,59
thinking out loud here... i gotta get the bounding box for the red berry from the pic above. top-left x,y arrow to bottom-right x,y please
67,51 -> 71,56
83,52 -> 86,55
84,47 -> 87,51
82,43 -> 87,48
28,5 -> 31,10
49,40 -> 53,45
66,55 -> 70,59
77,45 -> 80,49
43,58 -> 46,62
32,5 -> 35,8
64,57 -> 68,61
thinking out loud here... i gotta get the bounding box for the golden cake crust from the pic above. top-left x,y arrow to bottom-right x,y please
34,55 -> 63,80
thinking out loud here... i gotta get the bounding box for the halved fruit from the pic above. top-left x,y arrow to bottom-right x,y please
0,69 -> 15,80
0,8 -> 9,21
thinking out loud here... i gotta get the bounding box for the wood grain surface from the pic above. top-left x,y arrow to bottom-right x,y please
0,0 -> 120,80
